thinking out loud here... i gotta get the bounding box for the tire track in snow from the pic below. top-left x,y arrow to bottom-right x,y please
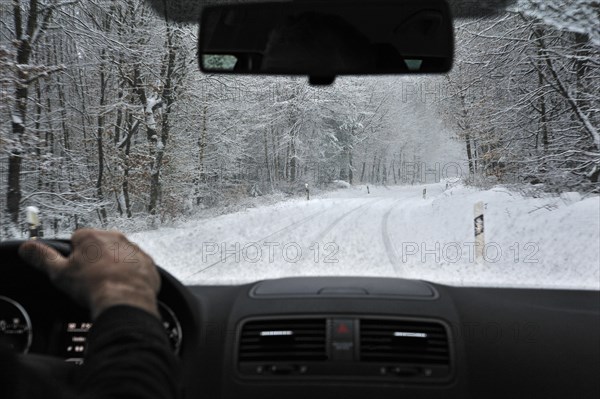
311,198 -> 384,244
185,206 -> 332,277
382,199 -> 404,276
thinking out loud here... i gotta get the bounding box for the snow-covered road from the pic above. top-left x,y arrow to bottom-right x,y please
131,183 -> 600,290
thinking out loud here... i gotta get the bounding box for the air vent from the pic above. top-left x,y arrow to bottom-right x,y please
360,319 -> 450,366
239,318 -> 327,362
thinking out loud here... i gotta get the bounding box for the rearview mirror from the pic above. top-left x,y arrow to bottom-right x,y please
199,0 -> 454,84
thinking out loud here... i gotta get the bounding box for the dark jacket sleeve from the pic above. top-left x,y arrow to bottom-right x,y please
76,305 -> 181,399
1,305 -> 181,399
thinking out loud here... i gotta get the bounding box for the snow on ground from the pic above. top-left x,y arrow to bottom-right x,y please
130,182 -> 600,290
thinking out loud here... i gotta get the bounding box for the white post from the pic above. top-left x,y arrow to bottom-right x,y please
26,206 -> 40,239
474,201 -> 485,263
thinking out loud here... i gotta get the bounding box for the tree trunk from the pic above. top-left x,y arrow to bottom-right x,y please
96,49 -> 108,225
348,150 -> 353,185
264,128 -> 273,191
122,114 -> 134,218
465,133 -> 475,176
6,1 -> 37,227
532,27 -> 550,158
370,155 -> 377,183
360,161 -> 366,183
196,105 -> 208,205
149,24 -> 179,216
285,142 -> 290,180
290,139 -> 297,182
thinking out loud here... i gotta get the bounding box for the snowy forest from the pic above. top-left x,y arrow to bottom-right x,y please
1,0 -> 599,238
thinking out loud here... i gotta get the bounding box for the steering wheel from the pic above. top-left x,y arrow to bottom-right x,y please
0,239 -> 200,378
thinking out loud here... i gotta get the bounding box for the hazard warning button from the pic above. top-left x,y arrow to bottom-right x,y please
331,319 -> 355,361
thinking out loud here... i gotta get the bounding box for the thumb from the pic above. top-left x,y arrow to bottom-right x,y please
19,241 -> 69,280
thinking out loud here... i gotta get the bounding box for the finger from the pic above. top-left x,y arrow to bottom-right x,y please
19,241 -> 69,280
71,228 -> 98,247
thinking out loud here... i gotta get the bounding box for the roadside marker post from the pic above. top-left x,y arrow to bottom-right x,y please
305,183 -> 310,201
474,201 -> 485,263
26,206 -> 40,239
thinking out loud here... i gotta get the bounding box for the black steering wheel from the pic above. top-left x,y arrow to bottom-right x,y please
0,239 -> 200,379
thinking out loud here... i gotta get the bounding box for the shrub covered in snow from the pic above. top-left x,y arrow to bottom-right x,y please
331,180 -> 351,189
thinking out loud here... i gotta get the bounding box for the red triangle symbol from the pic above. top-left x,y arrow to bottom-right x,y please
337,323 -> 350,334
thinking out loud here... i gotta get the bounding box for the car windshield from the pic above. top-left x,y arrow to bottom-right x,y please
0,1 -> 598,289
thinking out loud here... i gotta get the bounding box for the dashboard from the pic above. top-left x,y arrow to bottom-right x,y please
1,239 -> 599,399
0,295 -> 182,363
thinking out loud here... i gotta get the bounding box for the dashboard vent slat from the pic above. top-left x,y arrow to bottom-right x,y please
239,319 -> 327,361
360,319 -> 450,365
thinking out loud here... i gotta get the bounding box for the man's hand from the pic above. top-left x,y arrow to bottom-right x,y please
18,229 -> 160,319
